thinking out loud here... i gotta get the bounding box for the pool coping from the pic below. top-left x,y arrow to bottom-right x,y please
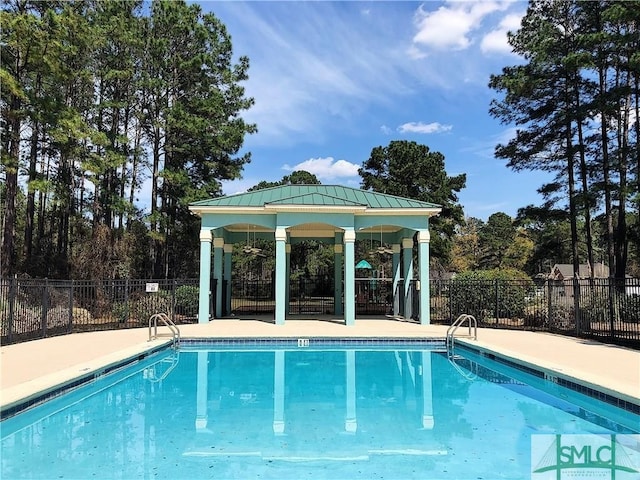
2,333 -> 639,420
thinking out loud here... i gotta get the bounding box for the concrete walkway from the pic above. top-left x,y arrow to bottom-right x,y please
1,319 -> 639,414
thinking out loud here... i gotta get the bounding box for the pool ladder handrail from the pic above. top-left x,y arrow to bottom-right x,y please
149,312 -> 180,348
446,314 -> 477,358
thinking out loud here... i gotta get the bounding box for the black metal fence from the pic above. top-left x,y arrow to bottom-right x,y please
430,278 -> 640,348
1,278 -> 199,345
2,276 -> 639,347
229,278 -> 274,315
290,275 -> 335,315
228,277 -> 393,316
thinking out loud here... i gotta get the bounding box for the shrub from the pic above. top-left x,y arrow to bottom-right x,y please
619,295 -> 640,323
111,302 -> 129,323
449,269 -> 533,323
175,285 -> 199,315
128,293 -> 171,323
579,293 -> 609,326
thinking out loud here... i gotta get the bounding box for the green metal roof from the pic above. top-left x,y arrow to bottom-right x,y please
190,185 -> 441,209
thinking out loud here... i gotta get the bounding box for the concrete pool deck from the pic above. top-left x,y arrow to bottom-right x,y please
1,318 -> 639,414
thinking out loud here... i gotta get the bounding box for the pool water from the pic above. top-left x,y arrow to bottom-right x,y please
1,345 -> 638,479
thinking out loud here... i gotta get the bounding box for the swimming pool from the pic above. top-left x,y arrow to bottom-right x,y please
1,343 -> 638,479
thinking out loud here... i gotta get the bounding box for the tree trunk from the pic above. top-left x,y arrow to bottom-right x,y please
573,86 -> 594,279
597,52 -> 615,279
24,120 -> 40,266
1,92 -> 21,277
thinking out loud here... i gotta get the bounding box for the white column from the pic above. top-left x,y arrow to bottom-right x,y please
418,230 -> 431,325
343,228 -> 356,326
198,229 -> 212,323
275,227 -> 287,325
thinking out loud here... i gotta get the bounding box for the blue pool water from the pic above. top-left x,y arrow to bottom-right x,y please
1,344 -> 638,479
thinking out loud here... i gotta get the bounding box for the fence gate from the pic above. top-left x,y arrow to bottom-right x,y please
289,275 -> 334,315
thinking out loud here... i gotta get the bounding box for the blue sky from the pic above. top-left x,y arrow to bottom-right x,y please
202,1 -> 551,221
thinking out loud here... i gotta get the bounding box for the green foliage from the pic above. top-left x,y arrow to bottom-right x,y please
579,292 -> 608,327
451,217 -> 483,272
1,0 -> 256,279
478,212 -> 516,269
111,302 -> 129,323
359,140 -> 466,263
248,171 -> 321,192
489,0 -> 640,279
174,285 -> 199,313
449,269 -> 534,322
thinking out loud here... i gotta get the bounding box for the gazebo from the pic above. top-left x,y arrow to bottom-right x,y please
188,185 -> 441,326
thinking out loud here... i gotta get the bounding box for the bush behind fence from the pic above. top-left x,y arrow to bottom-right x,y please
1,277 -> 639,347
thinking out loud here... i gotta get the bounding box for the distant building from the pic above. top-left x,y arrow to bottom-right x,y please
547,262 -> 610,299
550,262 -> 609,280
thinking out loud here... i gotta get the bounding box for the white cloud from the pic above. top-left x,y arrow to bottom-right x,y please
210,1 -> 523,150
283,157 -> 360,180
211,3 -> 420,147
406,44 -> 428,60
398,122 -> 453,134
380,125 -> 392,135
481,13 -> 523,54
412,1 -> 507,51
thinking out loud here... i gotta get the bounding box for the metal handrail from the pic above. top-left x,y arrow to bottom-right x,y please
446,314 -> 477,356
149,312 -> 180,348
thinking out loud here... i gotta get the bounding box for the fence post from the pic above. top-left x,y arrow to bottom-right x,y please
41,278 -> 49,338
573,277 -> 581,337
448,280 -> 453,323
495,279 -> 499,324
608,278 -> 615,341
172,279 -> 177,318
124,278 -> 129,323
8,276 -> 17,343
68,280 -> 74,333
547,279 -> 553,329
